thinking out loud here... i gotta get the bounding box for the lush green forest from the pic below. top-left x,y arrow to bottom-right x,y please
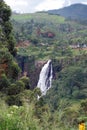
0,0 -> 87,130
11,11 -> 87,61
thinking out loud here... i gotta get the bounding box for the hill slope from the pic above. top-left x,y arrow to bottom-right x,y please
48,4 -> 87,20
11,12 -> 87,60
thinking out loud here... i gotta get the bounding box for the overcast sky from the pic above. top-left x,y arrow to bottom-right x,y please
4,0 -> 87,13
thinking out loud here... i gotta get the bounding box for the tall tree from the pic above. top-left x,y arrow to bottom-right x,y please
0,0 -> 20,92
0,0 -> 16,56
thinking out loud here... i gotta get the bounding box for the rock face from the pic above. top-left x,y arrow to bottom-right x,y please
37,60 -> 53,95
16,55 -> 47,89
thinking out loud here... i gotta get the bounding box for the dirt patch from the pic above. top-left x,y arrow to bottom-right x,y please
16,40 -> 31,48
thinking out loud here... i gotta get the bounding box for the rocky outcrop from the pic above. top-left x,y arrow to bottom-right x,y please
41,31 -> 55,38
16,55 -> 46,89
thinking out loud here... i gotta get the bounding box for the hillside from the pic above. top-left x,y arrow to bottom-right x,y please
48,4 -> 87,20
11,12 -> 87,60
11,12 -> 65,23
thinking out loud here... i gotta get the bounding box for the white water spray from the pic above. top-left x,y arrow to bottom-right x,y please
37,60 -> 53,95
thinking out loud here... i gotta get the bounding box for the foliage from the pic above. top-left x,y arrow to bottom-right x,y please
0,0 -> 16,55
45,57 -> 87,108
0,102 -> 41,130
11,11 -> 87,61
8,61 -> 20,79
0,95 -> 87,130
20,76 -> 30,89
0,0 -> 22,106
0,74 -> 10,92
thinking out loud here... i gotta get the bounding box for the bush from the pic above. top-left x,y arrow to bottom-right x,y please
0,74 -> 10,92
20,76 -> 30,89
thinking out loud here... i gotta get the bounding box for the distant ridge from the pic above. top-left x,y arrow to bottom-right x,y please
48,4 -> 87,20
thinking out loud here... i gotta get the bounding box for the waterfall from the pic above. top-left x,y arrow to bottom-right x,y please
37,60 -> 53,95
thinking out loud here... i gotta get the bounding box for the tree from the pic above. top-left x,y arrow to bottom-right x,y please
0,0 -> 11,22
0,73 -> 10,91
8,61 -> 20,80
20,76 -> 30,89
0,0 -> 16,56
0,1 -> 20,96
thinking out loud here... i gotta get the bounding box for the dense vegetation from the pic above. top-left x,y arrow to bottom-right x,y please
11,11 -> 87,61
0,1 -> 87,130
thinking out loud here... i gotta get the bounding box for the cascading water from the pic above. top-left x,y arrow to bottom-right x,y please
37,60 -> 53,95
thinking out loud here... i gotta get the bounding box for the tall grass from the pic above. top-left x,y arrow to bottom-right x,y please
0,100 -> 41,130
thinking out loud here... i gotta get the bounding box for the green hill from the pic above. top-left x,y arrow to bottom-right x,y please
11,12 -> 65,23
48,4 -> 87,20
11,12 -> 87,60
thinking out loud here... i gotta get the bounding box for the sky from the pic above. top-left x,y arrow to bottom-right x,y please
4,0 -> 87,13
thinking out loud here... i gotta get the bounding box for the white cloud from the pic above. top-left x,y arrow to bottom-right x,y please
5,0 -> 29,13
35,0 -> 65,11
5,0 -> 28,6
63,0 -> 71,7
4,0 -> 87,13
82,2 -> 87,5
4,0 -> 13,6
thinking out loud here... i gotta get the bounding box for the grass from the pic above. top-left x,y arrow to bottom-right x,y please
11,12 -> 65,23
0,100 -> 41,130
72,48 -> 87,56
11,13 -> 32,22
